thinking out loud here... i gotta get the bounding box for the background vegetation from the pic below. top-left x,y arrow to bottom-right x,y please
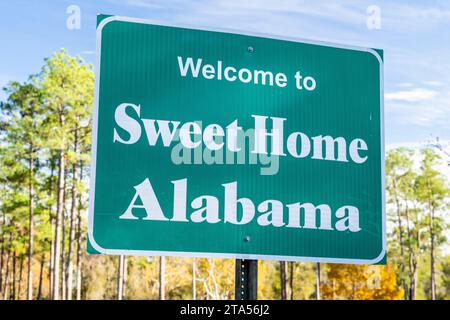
0,50 -> 448,300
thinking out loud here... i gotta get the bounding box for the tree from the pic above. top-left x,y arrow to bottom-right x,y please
279,261 -> 287,300
386,148 -> 425,299
0,167 -> 29,299
321,263 -> 403,300
39,49 -> 93,300
415,148 -> 449,300
440,256 -> 450,299
159,256 -> 165,300
2,79 -> 44,300
196,258 -> 234,300
117,255 -> 126,300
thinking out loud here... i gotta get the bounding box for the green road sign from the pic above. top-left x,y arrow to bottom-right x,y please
88,15 -> 385,264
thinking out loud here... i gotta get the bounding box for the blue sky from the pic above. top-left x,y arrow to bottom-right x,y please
0,0 -> 449,147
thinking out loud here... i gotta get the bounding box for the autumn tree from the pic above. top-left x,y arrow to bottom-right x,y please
321,263 -> 403,300
196,258 -> 234,300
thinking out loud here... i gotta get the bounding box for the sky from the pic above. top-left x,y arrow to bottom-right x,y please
0,0 -> 449,149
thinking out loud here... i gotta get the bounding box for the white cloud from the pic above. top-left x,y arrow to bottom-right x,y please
401,6 -> 450,20
207,0 -> 365,23
124,0 -> 185,10
120,0 -> 450,29
118,0 -> 367,42
116,0 -> 369,49
121,0 -> 203,12
386,141 -> 425,151
396,82 -> 414,88
422,80 -> 443,87
385,87 -> 450,131
378,3 -> 450,32
385,88 -> 438,102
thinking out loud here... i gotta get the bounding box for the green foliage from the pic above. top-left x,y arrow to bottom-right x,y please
440,255 -> 450,300
385,147 -> 449,300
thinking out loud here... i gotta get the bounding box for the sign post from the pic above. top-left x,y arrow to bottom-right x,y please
235,259 -> 258,300
89,15 -> 385,296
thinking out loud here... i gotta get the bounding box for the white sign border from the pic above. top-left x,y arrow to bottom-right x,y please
88,15 -> 386,265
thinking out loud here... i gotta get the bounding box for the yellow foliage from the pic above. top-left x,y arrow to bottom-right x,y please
195,258 -> 234,300
258,261 -> 277,299
321,263 -> 404,300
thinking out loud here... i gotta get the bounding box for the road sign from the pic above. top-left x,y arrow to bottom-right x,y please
89,15 -> 385,264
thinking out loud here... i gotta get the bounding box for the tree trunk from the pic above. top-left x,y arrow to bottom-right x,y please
117,255 -> 124,300
18,257 -> 24,299
11,253 -> 16,300
48,159 -> 55,297
289,262 -> 294,300
52,148 -> 65,300
159,256 -> 165,300
192,259 -> 196,300
430,207 -> 436,300
27,149 -> 34,300
1,236 -> 12,299
392,179 -> 407,297
427,181 -> 436,301
279,261 -> 287,300
49,219 -> 55,297
409,263 -> 417,300
75,162 -> 84,301
66,126 -> 78,300
404,202 -> 417,300
392,179 -> 405,253
316,263 -> 321,300
123,256 -> 127,300
0,215 -> 5,296
75,210 -> 82,301
37,255 -> 45,300
413,263 -> 418,300
3,252 -> 10,300
0,246 -> 3,298
75,202 -> 82,299
407,255 -> 415,300
61,175 -> 67,300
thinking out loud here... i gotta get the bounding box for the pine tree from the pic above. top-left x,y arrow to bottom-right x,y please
415,148 -> 449,300
38,49 -> 93,300
2,79 -> 45,300
386,148 -> 425,299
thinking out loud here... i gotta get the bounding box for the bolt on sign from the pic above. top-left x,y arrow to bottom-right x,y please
88,15 -> 385,264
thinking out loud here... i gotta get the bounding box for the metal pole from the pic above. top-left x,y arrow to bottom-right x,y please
235,259 -> 258,300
